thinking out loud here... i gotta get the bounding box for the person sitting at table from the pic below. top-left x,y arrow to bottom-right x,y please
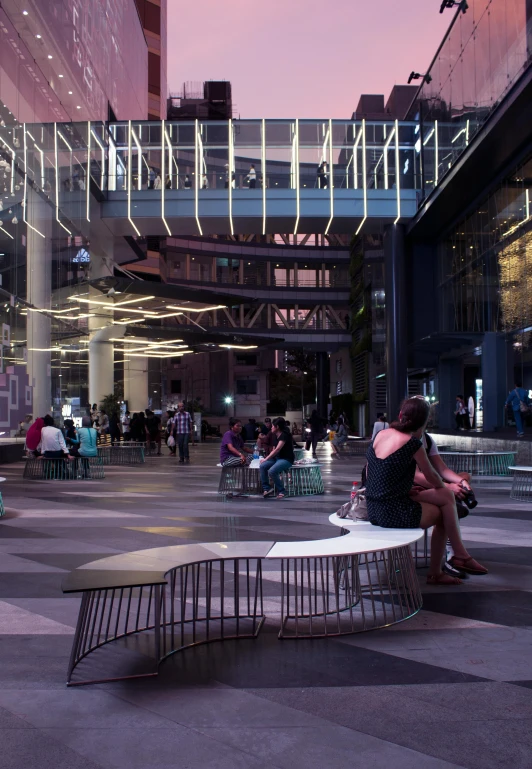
330,415 -> 348,458
37,414 -> 68,458
257,417 -> 274,452
260,417 -> 294,499
68,416 -> 98,458
220,418 -> 253,466
365,396 -> 488,585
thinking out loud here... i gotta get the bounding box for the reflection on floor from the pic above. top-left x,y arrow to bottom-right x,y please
0,441 -> 531,769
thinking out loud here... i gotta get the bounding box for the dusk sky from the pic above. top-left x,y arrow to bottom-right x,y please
167,0 -> 450,118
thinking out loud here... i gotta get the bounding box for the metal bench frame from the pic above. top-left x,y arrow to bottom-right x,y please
23,456 -> 105,480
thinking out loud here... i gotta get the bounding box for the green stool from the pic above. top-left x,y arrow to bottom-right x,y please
282,464 -> 324,496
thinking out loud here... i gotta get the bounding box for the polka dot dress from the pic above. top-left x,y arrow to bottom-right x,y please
365,436 -> 422,528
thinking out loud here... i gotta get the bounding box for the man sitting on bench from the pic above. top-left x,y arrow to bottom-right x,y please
37,414 -> 68,458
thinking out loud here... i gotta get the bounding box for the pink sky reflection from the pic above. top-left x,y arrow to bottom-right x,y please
167,0 -> 450,118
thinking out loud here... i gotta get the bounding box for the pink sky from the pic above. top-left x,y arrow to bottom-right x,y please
167,0 -> 450,118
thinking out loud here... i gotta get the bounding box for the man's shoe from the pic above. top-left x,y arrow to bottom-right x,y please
178,458 -> 184,464
185,458 -> 190,463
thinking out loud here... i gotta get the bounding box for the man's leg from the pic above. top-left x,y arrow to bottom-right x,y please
268,459 -> 291,495
177,434 -> 185,462
260,460 -> 275,491
514,409 -> 524,435
183,433 -> 190,460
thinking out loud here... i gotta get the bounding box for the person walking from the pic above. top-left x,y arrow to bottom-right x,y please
172,402 -> 192,463
260,417 -> 295,499
331,415 -> 348,457
109,411 -> 122,446
454,395 -> 467,430
247,164 -> 257,189
122,410 -> 131,441
305,409 -> 323,458
506,380 -> 531,437
146,409 -> 162,455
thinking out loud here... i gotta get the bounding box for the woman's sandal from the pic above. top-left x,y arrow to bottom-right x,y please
427,573 -> 462,585
449,556 -> 488,575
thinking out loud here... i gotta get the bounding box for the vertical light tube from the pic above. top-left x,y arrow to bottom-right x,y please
86,121 -> 91,222
434,119 -> 439,186
324,118 -> 334,235
127,120 -> 141,236
353,123 -> 362,190
194,119 -> 203,236
261,118 -> 266,236
23,124 -> 45,238
228,118 -> 234,236
294,118 -> 300,236
53,124 -> 71,235
355,119 -> 367,236
161,119 -> 171,236
394,119 -> 401,225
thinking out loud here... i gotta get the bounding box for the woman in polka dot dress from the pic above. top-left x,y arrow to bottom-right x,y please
366,397 -> 488,585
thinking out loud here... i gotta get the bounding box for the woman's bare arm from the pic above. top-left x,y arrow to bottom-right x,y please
414,446 -> 444,489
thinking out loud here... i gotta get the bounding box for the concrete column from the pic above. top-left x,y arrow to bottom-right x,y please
124,356 -> 149,412
482,332 -> 510,432
316,351 -> 329,418
437,358 -> 463,431
26,188 -> 53,417
88,252 -> 116,406
384,223 -> 408,422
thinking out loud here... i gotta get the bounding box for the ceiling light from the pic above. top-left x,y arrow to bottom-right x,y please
35,34 -> 41,38
47,55 -> 53,59
219,344 -> 258,350
22,10 -> 29,15
68,91 -> 73,95
58,74 -> 64,78
167,304 -> 226,312
76,106 -> 81,110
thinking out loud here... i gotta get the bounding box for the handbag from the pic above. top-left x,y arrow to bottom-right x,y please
336,487 -> 369,521
167,435 -> 175,448
515,389 -> 530,414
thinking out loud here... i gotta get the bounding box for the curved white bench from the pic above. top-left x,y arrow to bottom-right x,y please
62,519 -> 423,686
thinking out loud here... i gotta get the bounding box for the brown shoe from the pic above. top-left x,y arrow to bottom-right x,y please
449,556 -> 488,575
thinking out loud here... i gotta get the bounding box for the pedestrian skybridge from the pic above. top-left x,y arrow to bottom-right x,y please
1,118 -> 468,237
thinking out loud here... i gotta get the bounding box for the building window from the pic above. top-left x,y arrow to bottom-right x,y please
236,379 -> 258,395
236,354 -> 258,366
335,359 -> 342,374
336,381 -> 342,395
170,379 -> 182,394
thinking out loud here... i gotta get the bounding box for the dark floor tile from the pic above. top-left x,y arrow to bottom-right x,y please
467,546 -> 532,566
420,590 -> 532,626
13,554 -> 124,570
0,573 -> 65,598
0,728 -> 104,769
157,630 -> 488,689
0,525 -> 53,539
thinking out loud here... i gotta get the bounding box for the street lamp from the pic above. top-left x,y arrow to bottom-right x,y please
224,396 -> 233,405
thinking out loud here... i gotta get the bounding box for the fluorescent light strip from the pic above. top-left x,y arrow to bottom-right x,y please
161,119 -> 171,236
423,127 -> 435,146
355,119 -> 367,236
194,119 -> 203,236
0,225 -> 14,240
294,118 -> 300,236
23,124 -> 45,238
127,120 -> 141,236
383,125 -> 396,190
324,117 -> 334,235
219,344 -> 258,350
394,119 -> 401,225
353,124 -> 363,189
451,128 -> 466,144
86,121 -> 90,222
228,118 -> 234,236
167,304 -> 226,312
125,350 -> 194,357
434,119 -> 439,186
90,128 -> 106,190
108,337 -> 184,344
112,318 -> 146,325
262,117 -> 267,235
71,295 -> 155,308
53,124 -> 72,235
57,130 -> 72,152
